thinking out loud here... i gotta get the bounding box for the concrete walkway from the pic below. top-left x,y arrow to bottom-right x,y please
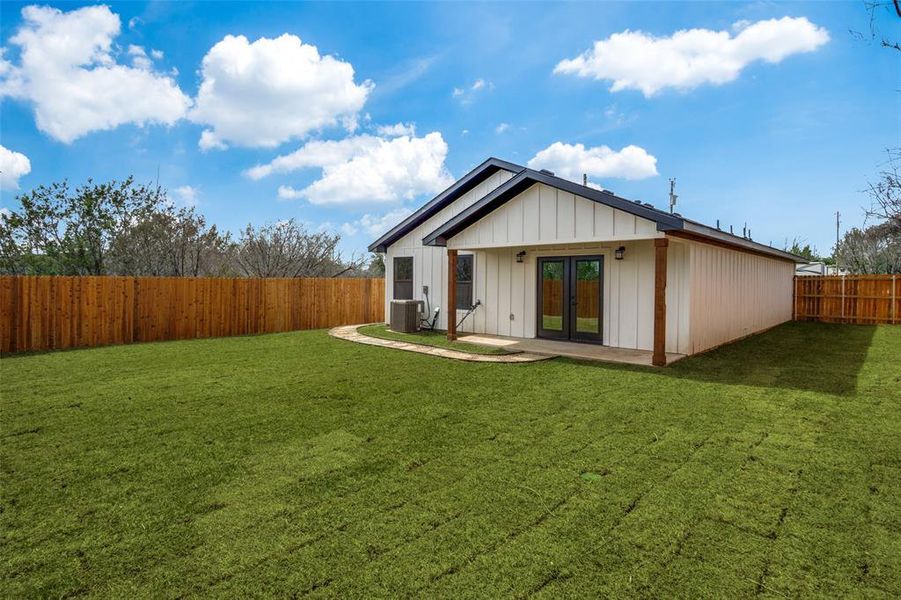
329,325 -> 553,363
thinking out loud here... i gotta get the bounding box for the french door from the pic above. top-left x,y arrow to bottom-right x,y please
537,256 -> 604,343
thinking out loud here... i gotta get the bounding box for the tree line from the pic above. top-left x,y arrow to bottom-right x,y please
781,151 -> 900,275
833,150 -> 901,274
0,178 -> 384,278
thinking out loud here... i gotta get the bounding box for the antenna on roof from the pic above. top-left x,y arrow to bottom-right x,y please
583,173 -> 588,186
668,178 -> 678,214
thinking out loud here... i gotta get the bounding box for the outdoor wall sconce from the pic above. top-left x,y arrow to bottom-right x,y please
515,251 -> 526,263
614,246 -> 626,260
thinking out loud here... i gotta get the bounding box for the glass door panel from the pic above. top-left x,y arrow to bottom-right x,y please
537,255 -> 603,343
571,257 -> 603,342
538,258 -> 568,339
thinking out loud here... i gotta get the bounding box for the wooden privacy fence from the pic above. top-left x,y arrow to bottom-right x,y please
541,279 -> 600,318
0,276 -> 385,353
794,275 -> 900,324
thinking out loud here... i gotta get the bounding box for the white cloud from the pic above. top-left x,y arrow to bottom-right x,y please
527,142 -> 658,182
277,185 -> 304,200
0,145 -> 32,190
554,17 -> 829,96
248,136 -> 378,180
376,122 -> 416,137
0,5 -> 191,143
452,78 -> 493,104
190,34 -> 373,150
343,207 -> 414,239
172,185 -> 199,207
127,45 -> 152,70
495,122 -> 510,134
247,132 -> 453,207
150,49 -> 164,60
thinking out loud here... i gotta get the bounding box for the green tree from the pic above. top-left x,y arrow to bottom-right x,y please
1,178 -> 160,275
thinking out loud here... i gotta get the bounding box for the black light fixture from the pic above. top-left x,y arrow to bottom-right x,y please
515,251 -> 526,263
614,246 -> 626,260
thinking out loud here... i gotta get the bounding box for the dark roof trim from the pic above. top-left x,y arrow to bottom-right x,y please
676,222 -> 805,262
422,168 -> 684,247
367,157 -> 524,252
422,167 -> 807,264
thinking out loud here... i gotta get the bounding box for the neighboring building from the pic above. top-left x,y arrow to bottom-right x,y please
796,261 -> 828,276
796,262 -> 846,276
369,158 -> 805,365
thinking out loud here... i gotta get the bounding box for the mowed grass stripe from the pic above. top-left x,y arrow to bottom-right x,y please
1,322 -> 899,598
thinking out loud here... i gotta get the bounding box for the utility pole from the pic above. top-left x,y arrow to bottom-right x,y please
668,178 -> 677,214
835,211 -> 841,273
835,211 -> 840,248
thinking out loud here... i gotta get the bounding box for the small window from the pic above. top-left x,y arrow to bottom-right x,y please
393,257 -> 414,299
456,254 -> 473,310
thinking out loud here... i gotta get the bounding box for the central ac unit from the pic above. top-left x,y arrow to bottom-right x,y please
390,299 -> 422,333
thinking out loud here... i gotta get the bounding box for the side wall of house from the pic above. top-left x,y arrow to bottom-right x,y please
384,169 -> 514,333
687,239 -> 795,354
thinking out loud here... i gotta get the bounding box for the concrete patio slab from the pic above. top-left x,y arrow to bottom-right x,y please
457,334 -> 685,366
329,325 -> 553,363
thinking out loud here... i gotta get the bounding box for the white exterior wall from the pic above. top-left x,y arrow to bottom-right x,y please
383,178 -> 791,355
466,239 -> 690,353
384,169 -> 514,333
686,240 -> 794,354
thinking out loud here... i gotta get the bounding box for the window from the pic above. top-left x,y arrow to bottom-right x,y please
456,254 -> 473,309
393,257 -> 414,299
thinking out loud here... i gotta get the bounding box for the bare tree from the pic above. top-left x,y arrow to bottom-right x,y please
234,219 -> 357,277
109,206 -> 232,276
835,222 -> 901,273
851,1 -> 901,52
865,149 -> 901,228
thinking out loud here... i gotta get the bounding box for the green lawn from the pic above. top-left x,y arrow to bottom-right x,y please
2,322 -> 899,598
358,324 -> 510,355
541,315 -> 599,333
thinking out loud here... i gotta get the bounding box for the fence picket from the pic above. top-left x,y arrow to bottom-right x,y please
0,276 -> 385,353
794,275 -> 900,325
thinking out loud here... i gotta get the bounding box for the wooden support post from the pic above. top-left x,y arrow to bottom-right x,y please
447,249 -> 457,341
653,238 -> 668,367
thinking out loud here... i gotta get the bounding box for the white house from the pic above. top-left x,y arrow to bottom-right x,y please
370,158 -> 805,365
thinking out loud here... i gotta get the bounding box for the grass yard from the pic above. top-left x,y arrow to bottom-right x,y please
2,322 -> 900,598
357,324 -> 510,355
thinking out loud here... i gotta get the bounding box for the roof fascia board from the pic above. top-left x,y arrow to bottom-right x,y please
367,157 -> 523,252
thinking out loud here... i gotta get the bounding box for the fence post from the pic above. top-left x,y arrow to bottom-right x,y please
893,274 -> 897,325
840,274 -> 845,323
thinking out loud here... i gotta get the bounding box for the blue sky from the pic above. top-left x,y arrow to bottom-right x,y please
1,1 -> 898,258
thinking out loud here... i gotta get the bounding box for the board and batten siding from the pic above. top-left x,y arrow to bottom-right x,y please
448,183 -> 659,249
687,240 -> 794,354
385,169 -> 514,332
383,175 -> 792,356
441,182 -> 690,353
465,240 -> 691,354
